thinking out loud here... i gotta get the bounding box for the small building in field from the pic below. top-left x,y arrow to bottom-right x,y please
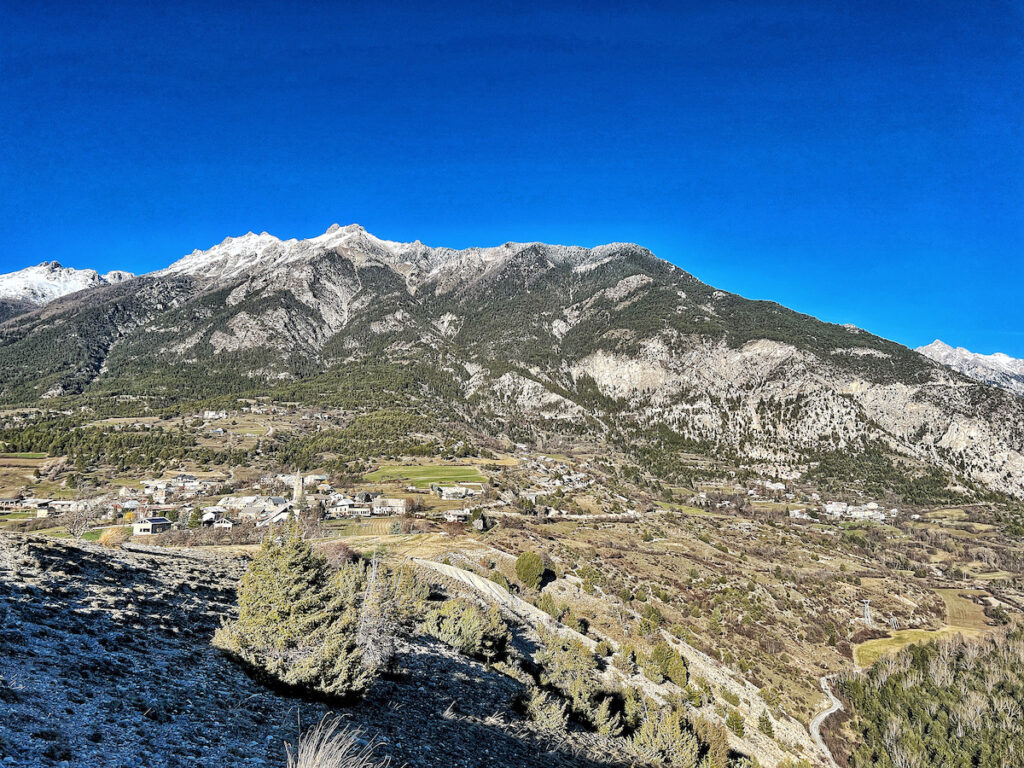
133,517 -> 172,535
213,517 -> 235,529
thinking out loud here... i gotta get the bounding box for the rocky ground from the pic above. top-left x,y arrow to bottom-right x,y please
0,534 -> 632,768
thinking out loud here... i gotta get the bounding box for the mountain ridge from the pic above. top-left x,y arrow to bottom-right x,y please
0,224 -> 1021,501
0,260 -> 134,307
917,339 -> 1024,398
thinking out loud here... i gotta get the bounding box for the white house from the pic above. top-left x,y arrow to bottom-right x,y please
255,506 -> 293,527
133,517 -> 172,535
372,497 -> 408,516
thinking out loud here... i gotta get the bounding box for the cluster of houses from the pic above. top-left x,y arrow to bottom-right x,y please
787,501 -> 899,523
823,501 -> 898,522
506,456 -> 596,510
324,492 -> 409,518
3,457 -> 507,537
136,473 -> 222,505
521,456 -> 595,493
9,497 -> 93,518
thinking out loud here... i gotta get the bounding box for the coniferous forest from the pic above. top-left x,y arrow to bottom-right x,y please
839,630 -> 1024,768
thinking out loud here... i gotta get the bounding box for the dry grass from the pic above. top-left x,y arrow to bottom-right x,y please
934,588 -> 989,630
286,716 -> 389,768
98,526 -> 130,549
363,463 -> 485,488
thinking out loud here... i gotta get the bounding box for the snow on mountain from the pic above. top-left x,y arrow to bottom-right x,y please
917,339 -> 1024,398
0,261 -> 134,306
157,223 -> 628,288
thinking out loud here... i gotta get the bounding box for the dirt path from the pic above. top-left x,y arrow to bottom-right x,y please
809,676 -> 841,768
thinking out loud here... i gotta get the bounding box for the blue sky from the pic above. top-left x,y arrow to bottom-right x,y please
2,1 -> 1021,354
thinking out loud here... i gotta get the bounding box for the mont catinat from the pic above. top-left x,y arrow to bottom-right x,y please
2,225 -> 1024,768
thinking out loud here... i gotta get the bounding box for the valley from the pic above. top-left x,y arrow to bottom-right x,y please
0,229 -> 1022,768
1,394 -> 1022,767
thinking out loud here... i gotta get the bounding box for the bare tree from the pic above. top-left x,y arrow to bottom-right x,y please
61,498 -> 102,540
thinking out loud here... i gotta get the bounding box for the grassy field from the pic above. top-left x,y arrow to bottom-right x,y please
924,508 -> 967,521
970,570 -> 1016,581
324,518 -> 398,537
318,516 -> 485,560
660,501 -> 715,516
0,453 -> 50,497
363,464 -> 486,488
935,588 -> 990,628
854,588 -> 991,667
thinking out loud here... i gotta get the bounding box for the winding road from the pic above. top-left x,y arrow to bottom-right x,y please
809,676 -> 842,768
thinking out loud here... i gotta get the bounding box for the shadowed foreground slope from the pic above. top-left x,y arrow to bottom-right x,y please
0,535 -> 630,768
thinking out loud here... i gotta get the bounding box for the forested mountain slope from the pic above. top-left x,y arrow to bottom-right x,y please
0,224 -> 1021,500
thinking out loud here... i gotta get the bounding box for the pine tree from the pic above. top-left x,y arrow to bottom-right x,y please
629,707 -> 700,768
356,551 -> 398,673
213,524 -> 371,698
726,708 -> 745,737
515,551 -> 545,589
593,696 -> 623,737
758,710 -> 775,737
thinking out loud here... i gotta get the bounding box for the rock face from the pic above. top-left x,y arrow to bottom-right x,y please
0,225 -> 1022,498
917,339 -> 1024,399
0,535 -> 635,768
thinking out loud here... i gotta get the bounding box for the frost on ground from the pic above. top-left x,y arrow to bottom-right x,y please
0,535 -> 628,768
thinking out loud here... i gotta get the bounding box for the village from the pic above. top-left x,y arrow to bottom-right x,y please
0,420 -> 909,544
0,469 -> 500,538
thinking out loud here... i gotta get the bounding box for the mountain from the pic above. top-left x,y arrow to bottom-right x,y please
0,224 -> 1022,500
917,339 -> 1024,399
0,261 -> 133,319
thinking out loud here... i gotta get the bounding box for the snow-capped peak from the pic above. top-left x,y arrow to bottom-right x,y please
918,339 -> 1024,398
0,261 -> 134,306
157,222 -> 642,287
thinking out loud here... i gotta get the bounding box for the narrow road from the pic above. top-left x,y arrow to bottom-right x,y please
809,676 -> 842,768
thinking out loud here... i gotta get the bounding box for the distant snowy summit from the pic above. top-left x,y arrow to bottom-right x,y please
159,222 -> 645,288
918,339 -> 1024,398
0,261 -> 133,306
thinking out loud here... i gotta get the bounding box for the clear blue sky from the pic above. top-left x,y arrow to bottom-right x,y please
2,1 -> 1021,354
